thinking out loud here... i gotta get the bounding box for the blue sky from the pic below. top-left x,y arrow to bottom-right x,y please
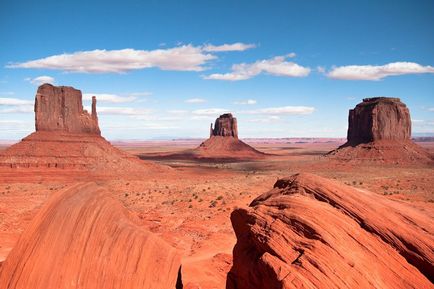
1,0 -> 433,140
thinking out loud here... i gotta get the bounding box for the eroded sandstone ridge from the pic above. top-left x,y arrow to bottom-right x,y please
227,173 -> 434,289
0,84 -> 167,174
328,97 -> 432,163
210,113 -> 238,138
0,183 -> 181,289
35,84 -> 100,134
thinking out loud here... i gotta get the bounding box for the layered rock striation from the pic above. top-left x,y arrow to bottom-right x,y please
328,97 -> 432,163
227,173 -> 434,289
0,183 -> 181,289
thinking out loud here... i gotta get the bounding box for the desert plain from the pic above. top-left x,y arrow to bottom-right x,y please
1,137 -> 433,289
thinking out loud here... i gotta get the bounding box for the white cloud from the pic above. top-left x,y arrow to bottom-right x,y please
7,45 -> 216,73
83,93 -> 137,103
287,52 -> 296,58
0,105 -> 33,113
0,97 -> 33,114
167,109 -> 188,114
0,97 -> 33,105
27,75 -> 55,85
85,106 -> 153,115
234,99 -> 257,105
248,116 -> 281,123
242,106 -> 315,115
203,43 -> 256,52
185,98 -> 206,103
129,91 -> 152,97
192,108 -> 230,115
327,62 -> 434,80
204,55 -> 310,81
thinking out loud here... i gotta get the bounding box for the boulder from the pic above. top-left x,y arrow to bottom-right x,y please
0,183 -> 182,289
227,173 -> 433,289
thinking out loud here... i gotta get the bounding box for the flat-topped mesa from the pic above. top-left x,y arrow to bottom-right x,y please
210,113 -> 238,138
35,83 -> 100,135
347,97 -> 411,146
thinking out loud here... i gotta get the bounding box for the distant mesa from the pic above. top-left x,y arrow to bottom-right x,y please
327,97 -> 432,163
0,83 -> 166,174
227,173 -> 434,289
210,113 -> 238,138
193,113 -> 266,160
0,183 -> 181,289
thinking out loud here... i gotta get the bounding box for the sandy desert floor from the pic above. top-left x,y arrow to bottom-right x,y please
0,139 -> 433,288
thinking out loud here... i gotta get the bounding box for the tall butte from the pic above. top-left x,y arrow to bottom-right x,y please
0,84 -> 166,174
328,97 -> 432,163
34,84 -> 101,134
192,113 -> 265,160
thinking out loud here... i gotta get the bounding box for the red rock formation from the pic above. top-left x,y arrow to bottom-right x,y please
347,97 -> 411,145
0,84 -> 168,174
35,84 -> 100,135
227,173 -> 434,289
0,183 -> 181,289
191,113 -> 264,160
328,97 -> 432,163
210,113 -> 238,138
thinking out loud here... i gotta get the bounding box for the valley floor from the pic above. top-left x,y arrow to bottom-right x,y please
0,140 -> 433,289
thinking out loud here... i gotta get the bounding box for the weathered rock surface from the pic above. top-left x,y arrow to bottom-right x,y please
227,173 -> 434,289
347,97 -> 411,145
328,97 -> 432,163
35,84 -> 100,135
0,183 -> 181,289
210,113 -> 238,138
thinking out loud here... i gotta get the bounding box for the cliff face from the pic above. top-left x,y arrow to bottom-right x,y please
210,113 -> 238,138
35,84 -> 100,135
227,173 -> 434,289
347,97 -> 411,145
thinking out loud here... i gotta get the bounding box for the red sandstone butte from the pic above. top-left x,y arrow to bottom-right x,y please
0,84 -> 168,174
35,84 -> 100,134
227,173 -> 434,289
193,113 -> 265,159
0,183 -> 182,289
210,113 -> 238,138
328,97 -> 432,163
